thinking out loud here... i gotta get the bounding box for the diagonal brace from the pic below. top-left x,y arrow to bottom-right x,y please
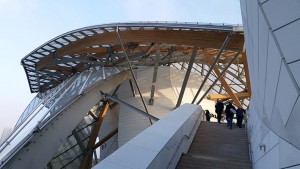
192,31 -> 233,104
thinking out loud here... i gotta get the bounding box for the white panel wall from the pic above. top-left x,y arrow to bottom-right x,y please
241,0 -> 300,168
117,66 -> 214,147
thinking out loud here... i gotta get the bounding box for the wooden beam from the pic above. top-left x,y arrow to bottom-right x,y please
36,29 -> 244,68
80,102 -> 110,169
204,50 -> 242,107
93,128 -> 118,149
207,92 -> 250,101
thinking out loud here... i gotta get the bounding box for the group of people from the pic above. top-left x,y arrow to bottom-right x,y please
214,99 -> 245,129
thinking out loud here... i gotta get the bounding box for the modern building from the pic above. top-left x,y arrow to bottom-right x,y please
0,1 -> 299,169
241,1 -> 300,168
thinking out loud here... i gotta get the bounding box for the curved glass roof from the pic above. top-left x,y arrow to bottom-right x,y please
21,22 -> 244,93
1,22 -> 250,168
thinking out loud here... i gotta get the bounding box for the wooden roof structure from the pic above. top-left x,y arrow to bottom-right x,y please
21,22 -> 250,107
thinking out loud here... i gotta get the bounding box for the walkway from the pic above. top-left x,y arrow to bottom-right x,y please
176,121 -> 252,169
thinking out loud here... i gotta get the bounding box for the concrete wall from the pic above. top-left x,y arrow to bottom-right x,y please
241,0 -> 300,168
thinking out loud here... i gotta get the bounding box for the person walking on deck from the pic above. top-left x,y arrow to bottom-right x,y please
225,101 -> 236,129
215,99 -> 224,124
205,110 -> 211,121
236,106 -> 245,128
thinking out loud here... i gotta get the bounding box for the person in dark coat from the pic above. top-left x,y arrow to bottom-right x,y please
236,106 -> 245,128
205,110 -> 211,121
215,99 -> 224,123
225,101 -> 236,129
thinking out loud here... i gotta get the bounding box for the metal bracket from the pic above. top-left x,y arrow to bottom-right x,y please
101,91 -> 159,121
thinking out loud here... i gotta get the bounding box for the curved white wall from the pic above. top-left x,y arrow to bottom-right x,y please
116,66 -> 214,147
241,0 -> 300,168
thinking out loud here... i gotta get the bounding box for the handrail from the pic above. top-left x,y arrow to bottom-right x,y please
167,110 -> 201,168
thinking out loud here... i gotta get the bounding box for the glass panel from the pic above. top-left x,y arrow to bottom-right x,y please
14,95 -> 41,129
47,115 -> 95,169
0,67 -> 123,166
0,75 -> 79,162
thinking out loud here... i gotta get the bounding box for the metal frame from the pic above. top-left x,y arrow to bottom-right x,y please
103,93 -> 159,121
175,46 -> 198,108
116,27 -> 153,125
196,52 -> 240,105
80,101 -> 110,169
192,31 -> 233,104
149,45 -> 161,105
21,22 -> 244,93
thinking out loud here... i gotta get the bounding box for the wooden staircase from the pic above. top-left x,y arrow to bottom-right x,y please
176,121 -> 252,169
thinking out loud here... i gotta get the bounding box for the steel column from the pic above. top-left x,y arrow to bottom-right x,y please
201,64 -> 204,76
149,46 -> 160,105
175,46 -> 198,108
116,27 -> 153,125
191,32 -> 233,104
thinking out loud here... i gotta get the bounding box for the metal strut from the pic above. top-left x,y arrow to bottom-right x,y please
149,45 -> 160,105
116,27 -> 153,125
175,46 -> 198,108
191,31 -> 233,104
103,92 -> 159,121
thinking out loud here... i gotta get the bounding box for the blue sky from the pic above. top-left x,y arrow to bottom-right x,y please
0,0 -> 242,133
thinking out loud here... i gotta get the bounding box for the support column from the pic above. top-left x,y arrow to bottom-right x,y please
175,46 -> 198,108
149,46 -> 160,105
116,27 -> 152,125
201,64 -> 204,76
80,102 -> 110,169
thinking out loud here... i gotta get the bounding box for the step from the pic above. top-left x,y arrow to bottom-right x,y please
176,121 -> 252,169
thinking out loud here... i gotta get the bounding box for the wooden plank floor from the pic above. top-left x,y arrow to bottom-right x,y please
176,121 -> 252,169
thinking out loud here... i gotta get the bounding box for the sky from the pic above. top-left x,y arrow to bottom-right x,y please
0,0 -> 242,134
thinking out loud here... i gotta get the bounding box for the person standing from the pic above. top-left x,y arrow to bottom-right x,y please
236,106 -> 245,128
205,110 -> 211,121
225,101 -> 236,129
215,99 -> 224,124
